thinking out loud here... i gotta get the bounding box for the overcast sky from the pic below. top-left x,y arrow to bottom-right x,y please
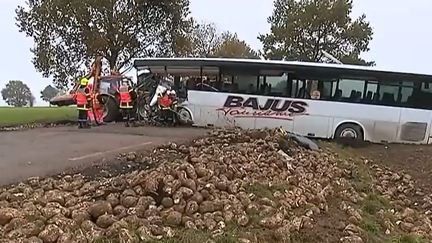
0,0 -> 431,106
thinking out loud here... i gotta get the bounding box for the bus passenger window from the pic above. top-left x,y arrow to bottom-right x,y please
400,82 -> 414,105
221,76 -> 233,92
373,92 -> 380,102
365,91 -> 373,102
338,79 -> 365,102
414,81 -> 432,109
266,74 -> 288,97
297,87 -> 310,99
319,80 -> 336,100
382,93 -> 396,105
333,89 -> 342,100
234,75 -> 258,94
422,82 -> 432,93
364,82 -> 378,103
378,84 -> 399,105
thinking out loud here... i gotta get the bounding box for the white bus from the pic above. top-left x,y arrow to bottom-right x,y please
134,58 -> 432,144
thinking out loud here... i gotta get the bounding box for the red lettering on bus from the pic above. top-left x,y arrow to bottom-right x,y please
217,95 -> 308,120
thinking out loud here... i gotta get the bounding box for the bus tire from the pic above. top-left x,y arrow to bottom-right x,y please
102,96 -> 120,122
335,123 -> 364,141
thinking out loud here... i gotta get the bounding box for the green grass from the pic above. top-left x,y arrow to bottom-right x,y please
360,216 -> 381,235
362,194 -> 390,215
389,234 -> 427,243
0,107 -> 76,126
246,182 -> 292,200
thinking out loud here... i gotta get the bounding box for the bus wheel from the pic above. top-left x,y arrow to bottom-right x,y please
335,123 -> 364,141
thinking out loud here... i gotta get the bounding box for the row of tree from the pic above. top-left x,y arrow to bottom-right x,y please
1,81 -> 59,107
15,0 -> 374,90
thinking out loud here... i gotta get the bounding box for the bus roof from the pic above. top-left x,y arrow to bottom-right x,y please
133,57 -> 432,82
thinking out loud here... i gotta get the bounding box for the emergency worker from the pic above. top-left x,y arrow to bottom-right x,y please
117,80 -> 135,127
158,90 -> 173,108
93,92 -> 105,125
157,89 -> 173,121
73,78 -> 92,128
87,84 -> 104,126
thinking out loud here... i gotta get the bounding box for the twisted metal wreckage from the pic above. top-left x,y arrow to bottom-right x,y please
50,56 -> 192,127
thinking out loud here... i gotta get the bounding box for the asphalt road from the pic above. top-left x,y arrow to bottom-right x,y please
0,124 -> 207,186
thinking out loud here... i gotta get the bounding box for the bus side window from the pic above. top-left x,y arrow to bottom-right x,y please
334,89 -> 342,100
337,79 -> 365,103
378,83 -> 399,106
319,80 -> 337,100
234,75 -> 258,94
265,74 -> 289,97
373,92 -> 380,102
297,86 -> 310,99
221,76 -> 233,92
365,91 -> 373,102
291,80 -> 300,97
400,82 -> 414,106
292,80 -> 307,98
417,81 -> 432,109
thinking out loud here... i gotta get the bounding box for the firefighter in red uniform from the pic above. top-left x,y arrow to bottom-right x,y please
157,90 -> 173,121
158,90 -> 172,108
117,80 -> 135,127
73,78 -> 92,128
87,83 -> 105,126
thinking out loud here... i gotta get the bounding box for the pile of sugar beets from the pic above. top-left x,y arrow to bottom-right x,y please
0,128 -> 431,243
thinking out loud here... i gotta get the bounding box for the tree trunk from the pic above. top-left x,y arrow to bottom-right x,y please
107,51 -> 119,74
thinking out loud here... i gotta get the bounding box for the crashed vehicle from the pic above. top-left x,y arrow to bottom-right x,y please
50,56 -> 140,122
50,57 -> 189,125
133,72 -> 192,126
50,75 -> 136,122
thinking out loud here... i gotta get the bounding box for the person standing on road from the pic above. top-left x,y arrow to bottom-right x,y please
87,83 -> 105,126
117,79 -> 135,127
73,78 -> 92,129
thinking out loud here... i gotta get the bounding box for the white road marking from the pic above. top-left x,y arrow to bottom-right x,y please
68,142 -> 153,161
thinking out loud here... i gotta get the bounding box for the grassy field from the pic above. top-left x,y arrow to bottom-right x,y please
0,107 -> 76,126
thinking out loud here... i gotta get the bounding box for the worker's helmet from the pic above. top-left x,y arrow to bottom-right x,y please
80,77 -> 89,86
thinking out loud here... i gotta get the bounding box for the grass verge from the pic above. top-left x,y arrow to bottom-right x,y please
0,107 -> 76,126
388,234 -> 427,243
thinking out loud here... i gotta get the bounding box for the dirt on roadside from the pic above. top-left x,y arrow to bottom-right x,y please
324,141 -> 432,195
